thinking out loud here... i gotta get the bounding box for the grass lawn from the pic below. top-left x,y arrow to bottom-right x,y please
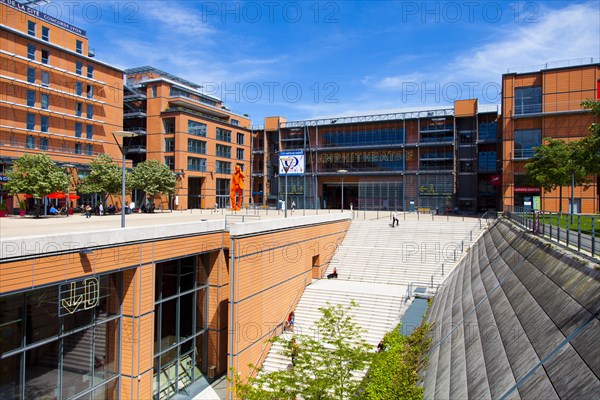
536,213 -> 600,237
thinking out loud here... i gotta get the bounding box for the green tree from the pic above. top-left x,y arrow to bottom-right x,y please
4,153 -> 69,216
525,138 -> 587,213
129,159 -> 176,202
579,100 -> 600,175
77,154 -> 122,203
362,323 -> 431,400
231,301 -> 373,400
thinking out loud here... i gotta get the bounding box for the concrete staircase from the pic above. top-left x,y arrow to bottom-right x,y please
326,216 -> 484,286
260,279 -> 406,374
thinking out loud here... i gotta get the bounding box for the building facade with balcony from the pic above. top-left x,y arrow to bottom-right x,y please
0,1 -> 124,211
252,99 -> 500,214
501,61 -> 600,213
123,67 -> 252,210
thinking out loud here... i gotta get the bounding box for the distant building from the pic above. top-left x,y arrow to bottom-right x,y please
252,100 -> 500,214
123,67 -> 252,210
501,60 -> 600,213
0,0 -> 124,211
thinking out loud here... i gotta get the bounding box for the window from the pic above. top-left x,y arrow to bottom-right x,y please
27,67 -> 36,83
231,119 -> 239,126
75,82 -> 83,96
27,44 -> 36,60
151,85 -> 157,98
75,122 -> 82,138
187,157 -> 206,172
28,21 -> 36,36
163,118 -> 175,134
236,148 -> 244,160
40,137 -> 48,150
216,127 -> 232,142
42,26 -> 49,41
75,102 -> 82,117
40,116 -> 49,133
165,156 -> 175,170
165,138 -> 175,152
26,113 -> 35,130
236,132 -> 244,145
514,86 -> 542,115
76,61 -> 83,75
188,139 -> 206,154
26,135 -> 35,149
85,144 -> 93,155
87,65 -> 94,79
41,71 -> 50,87
76,40 -> 83,54
216,160 -> 231,174
86,85 -> 93,99
85,124 -> 93,139
216,144 -> 231,158
41,49 -> 49,64
514,129 -> 541,159
86,104 -> 94,119
75,143 -> 82,154
188,120 -> 207,136
41,93 -> 49,110
26,90 -> 36,107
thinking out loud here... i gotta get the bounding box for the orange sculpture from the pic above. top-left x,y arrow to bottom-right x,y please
230,165 -> 245,211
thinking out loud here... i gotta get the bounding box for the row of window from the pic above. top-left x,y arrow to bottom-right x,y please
26,135 -> 94,154
164,139 -> 245,160
165,119 -> 245,145
28,20 -> 84,55
27,67 -> 94,99
26,90 -> 94,118
26,113 -> 94,138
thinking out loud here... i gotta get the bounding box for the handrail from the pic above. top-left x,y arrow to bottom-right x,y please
224,214 -> 261,228
427,211 -> 495,290
249,275 -> 307,377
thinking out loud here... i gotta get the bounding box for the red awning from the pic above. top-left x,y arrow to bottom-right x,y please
68,194 -> 81,200
47,192 -> 67,199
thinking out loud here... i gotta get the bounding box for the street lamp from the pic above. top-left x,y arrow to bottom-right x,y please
338,169 -> 348,212
63,163 -> 75,218
280,156 -> 295,218
112,131 -> 138,228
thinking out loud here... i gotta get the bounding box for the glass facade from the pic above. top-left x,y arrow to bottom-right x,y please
514,86 -> 542,115
320,127 -> 404,148
514,129 -> 541,158
154,255 -> 208,400
317,150 -> 405,173
0,273 -> 122,399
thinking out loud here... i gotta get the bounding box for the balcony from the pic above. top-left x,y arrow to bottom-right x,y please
125,127 -> 147,135
0,140 -> 99,157
124,110 -> 147,118
513,99 -> 590,119
126,145 -> 147,154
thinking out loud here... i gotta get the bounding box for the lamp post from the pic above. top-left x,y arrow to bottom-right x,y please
63,163 -> 75,218
338,169 -> 348,212
112,131 -> 138,228
280,156 -> 294,218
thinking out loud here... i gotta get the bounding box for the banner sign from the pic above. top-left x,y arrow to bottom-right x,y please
514,186 -> 541,193
2,0 -> 87,37
318,150 -> 409,164
59,277 -> 99,316
279,151 -> 305,176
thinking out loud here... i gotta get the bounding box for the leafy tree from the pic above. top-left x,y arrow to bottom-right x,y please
77,154 -> 122,203
362,323 -> 431,400
231,301 -> 373,400
579,100 -> 600,175
129,159 -> 176,201
4,153 -> 69,216
525,138 -> 587,213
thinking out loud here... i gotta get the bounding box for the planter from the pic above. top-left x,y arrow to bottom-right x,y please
0,210 -> 6,217
19,210 -> 26,217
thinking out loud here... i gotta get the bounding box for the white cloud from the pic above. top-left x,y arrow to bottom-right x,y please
142,4 -> 213,36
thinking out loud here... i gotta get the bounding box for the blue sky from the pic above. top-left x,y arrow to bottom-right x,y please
41,1 -> 600,123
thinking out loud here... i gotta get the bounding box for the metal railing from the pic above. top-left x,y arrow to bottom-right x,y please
426,210 -> 496,290
504,206 -> 598,259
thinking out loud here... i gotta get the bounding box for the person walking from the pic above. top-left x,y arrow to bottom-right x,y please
392,211 -> 399,227
85,204 -> 92,218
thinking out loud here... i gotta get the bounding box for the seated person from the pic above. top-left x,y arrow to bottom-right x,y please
49,206 -> 58,215
327,267 -> 338,279
148,202 -> 156,213
106,204 -> 116,215
140,203 -> 147,213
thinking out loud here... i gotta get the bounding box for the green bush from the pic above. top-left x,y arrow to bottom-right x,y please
361,323 -> 431,400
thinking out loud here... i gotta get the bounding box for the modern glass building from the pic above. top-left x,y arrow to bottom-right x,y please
252,99 -> 500,214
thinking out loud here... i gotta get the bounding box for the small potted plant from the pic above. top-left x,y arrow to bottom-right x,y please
19,200 -> 26,216
0,203 -> 7,217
